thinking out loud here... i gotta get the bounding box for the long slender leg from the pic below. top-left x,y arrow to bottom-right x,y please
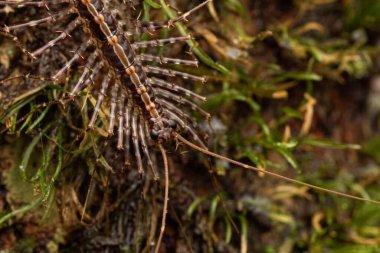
81,62 -> 103,90
155,88 -> 210,119
132,111 -> 144,175
117,95 -> 125,150
132,35 -> 191,49
150,77 -> 206,102
4,10 -> 72,31
0,29 -> 35,60
32,19 -> 79,57
139,118 -> 159,180
88,73 -> 112,128
108,84 -> 120,135
137,0 -> 211,32
164,109 -> 207,148
156,98 -> 197,127
69,52 -> 98,97
124,103 -> 133,166
52,41 -> 90,81
0,0 -> 67,7
138,54 -> 198,67
144,66 -> 206,83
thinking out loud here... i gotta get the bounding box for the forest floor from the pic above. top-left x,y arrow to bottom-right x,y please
1,0 -> 380,252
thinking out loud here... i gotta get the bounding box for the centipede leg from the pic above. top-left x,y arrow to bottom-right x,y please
80,62 -> 103,91
144,66 -> 206,83
0,0 -> 67,7
69,52 -> 98,97
88,73 -> 112,128
139,118 -> 159,180
138,54 -> 198,67
132,111 -> 144,175
156,88 -> 210,119
32,19 -> 79,58
4,10 -> 72,32
0,29 -> 35,60
164,109 -> 207,149
108,83 -> 120,135
124,103 -> 133,166
53,42 -> 90,81
132,35 -> 192,49
116,95 -> 125,150
150,77 -> 206,102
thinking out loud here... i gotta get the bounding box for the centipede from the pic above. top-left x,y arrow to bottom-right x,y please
1,0 -> 380,251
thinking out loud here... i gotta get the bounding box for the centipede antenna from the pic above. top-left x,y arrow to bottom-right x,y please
156,98 -> 197,127
155,143 -> 169,253
176,134 -> 380,205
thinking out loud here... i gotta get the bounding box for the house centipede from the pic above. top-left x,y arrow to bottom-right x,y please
1,0 -> 380,251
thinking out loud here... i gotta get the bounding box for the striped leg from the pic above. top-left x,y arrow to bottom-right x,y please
164,109 -> 207,149
124,103 -> 133,166
81,62 -> 103,90
32,19 -> 79,57
139,118 -> 159,180
150,78 -> 206,102
132,35 -> 192,49
144,66 -> 206,83
117,95 -> 125,150
137,54 -> 198,67
4,10 -> 72,32
0,0 -> 68,7
88,73 -> 112,128
69,52 -> 98,97
0,29 -> 35,59
52,42 -> 90,81
108,84 -> 120,135
155,88 -> 210,119
156,98 -> 197,127
132,111 -> 144,175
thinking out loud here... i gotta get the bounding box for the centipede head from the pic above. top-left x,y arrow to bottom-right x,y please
150,117 -> 177,142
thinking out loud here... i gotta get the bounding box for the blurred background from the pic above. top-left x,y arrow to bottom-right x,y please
1,0 -> 380,252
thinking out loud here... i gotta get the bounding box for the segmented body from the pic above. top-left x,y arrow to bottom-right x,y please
1,0 -> 210,177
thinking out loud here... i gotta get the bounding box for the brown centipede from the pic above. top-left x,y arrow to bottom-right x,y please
1,0 -> 380,252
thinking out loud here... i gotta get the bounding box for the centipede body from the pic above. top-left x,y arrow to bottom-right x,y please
0,0 -> 211,177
